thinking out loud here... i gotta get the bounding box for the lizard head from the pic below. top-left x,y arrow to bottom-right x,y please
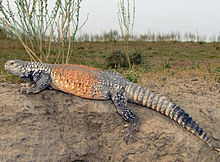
5,59 -> 26,77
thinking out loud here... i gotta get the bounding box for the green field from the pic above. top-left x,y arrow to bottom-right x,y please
1,38 -> 220,83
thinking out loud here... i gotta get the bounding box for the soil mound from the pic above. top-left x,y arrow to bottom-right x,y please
0,81 -> 219,161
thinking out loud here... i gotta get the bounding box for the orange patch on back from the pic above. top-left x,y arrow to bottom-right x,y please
51,65 -> 103,99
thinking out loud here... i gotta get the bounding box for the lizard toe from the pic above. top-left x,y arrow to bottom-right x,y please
123,122 -> 140,143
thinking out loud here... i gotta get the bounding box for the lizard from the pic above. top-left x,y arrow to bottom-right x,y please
4,59 -> 220,154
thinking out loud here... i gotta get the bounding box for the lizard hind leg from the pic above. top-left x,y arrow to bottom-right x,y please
111,88 -> 140,142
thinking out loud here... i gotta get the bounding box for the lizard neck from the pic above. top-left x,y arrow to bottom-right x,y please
21,61 -> 52,81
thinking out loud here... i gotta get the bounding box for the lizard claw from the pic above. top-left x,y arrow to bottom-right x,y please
19,83 -> 34,95
213,147 -> 220,156
216,148 -> 220,156
206,141 -> 220,155
123,123 -> 140,143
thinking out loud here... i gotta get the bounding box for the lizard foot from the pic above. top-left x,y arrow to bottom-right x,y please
19,83 -> 34,95
213,147 -> 220,156
206,141 -> 220,155
123,123 -> 140,143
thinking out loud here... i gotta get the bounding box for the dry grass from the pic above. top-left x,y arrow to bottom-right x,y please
0,39 -> 219,83
139,66 -> 219,87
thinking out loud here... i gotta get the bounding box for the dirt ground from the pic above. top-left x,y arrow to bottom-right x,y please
0,73 -> 219,162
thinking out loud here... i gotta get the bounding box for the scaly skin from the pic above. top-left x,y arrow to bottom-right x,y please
4,59 -> 220,154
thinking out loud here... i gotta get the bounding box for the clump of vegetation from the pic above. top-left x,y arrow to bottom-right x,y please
117,0 -> 135,68
140,59 -> 152,72
105,49 -> 142,68
75,30 -> 220,42
214,66 -> 220,74
163,59 -> 171,69
0,0 -> 87,63
129,50 -> 142,65
105,50 -> 126,68
125,70 -> 139,83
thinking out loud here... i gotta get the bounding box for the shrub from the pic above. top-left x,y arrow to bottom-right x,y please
106,50 -> 142,68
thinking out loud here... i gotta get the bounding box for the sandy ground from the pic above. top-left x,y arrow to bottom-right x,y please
0,74 -> 219,162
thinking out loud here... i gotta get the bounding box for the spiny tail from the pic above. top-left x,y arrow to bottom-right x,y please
126,83 -> 219,153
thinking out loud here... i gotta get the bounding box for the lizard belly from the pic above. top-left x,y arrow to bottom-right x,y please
51,67 -> 107,100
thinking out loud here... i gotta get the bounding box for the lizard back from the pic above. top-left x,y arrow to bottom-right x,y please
51,64 -> 107,99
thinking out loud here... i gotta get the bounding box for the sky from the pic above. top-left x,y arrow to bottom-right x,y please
79,0 -> 220,37
1,0 -> 219,38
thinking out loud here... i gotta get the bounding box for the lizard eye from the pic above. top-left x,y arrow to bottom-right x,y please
10,62 -> 15,65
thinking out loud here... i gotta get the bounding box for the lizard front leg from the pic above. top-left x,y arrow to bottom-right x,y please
111,88 -> 140,142
20,71 -> 51,94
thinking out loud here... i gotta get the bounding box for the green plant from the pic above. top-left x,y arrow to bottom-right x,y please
0,0 -> 87,63
125,70 -> 139,83
163,59 -> 170,69
117,0 -> 135,68
214,66 -> 220,74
